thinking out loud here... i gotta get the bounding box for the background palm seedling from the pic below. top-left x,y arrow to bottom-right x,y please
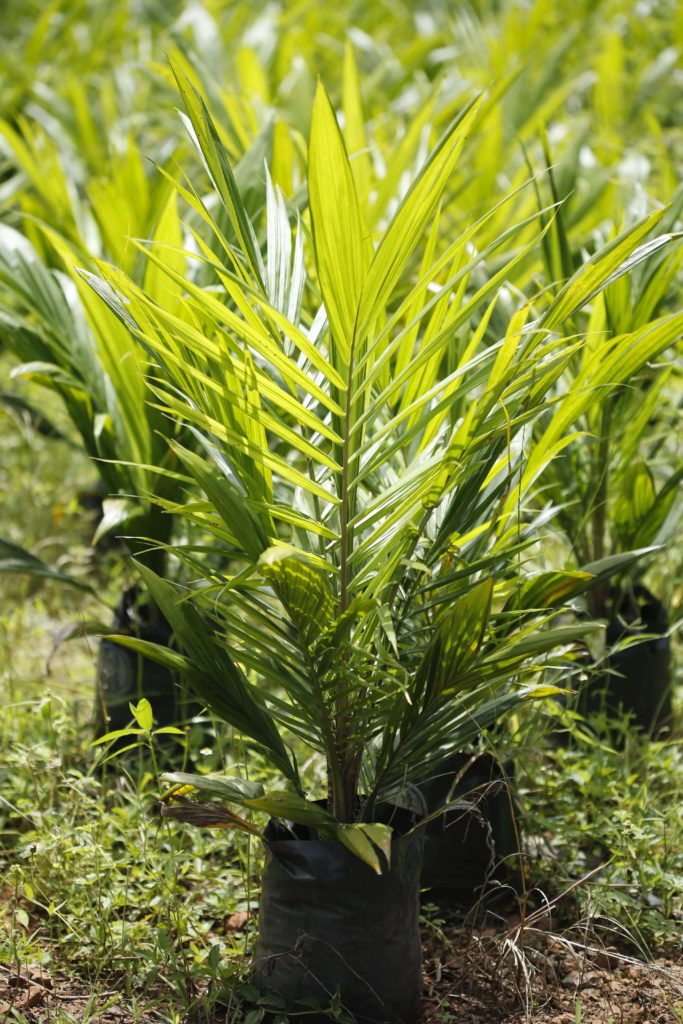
0,220 -> 180,574
522,142 -> 683,653
502,140 -> 683,734
0,135 -> 215,726
0,215 -> 196,735
528,138 -> 683,593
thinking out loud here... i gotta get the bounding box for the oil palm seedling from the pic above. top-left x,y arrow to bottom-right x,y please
76,65 -> 683,1020
528,156 -> 683,735
0,215 -> 196,736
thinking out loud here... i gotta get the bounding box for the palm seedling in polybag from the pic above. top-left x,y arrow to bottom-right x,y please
73,63 -> 683,1020
527,148 -> 683,735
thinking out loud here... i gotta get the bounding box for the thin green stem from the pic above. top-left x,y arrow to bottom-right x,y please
334,336 -> 360,821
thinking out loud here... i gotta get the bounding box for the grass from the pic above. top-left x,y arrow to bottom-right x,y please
516,724 -> 683,954
0,381 -> 253,1021
0,679 -> 261,1022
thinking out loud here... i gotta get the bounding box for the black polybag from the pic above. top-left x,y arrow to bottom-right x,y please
94,587 -> 190,738
582,585 -> 672,735
253,810 -> 423,1024
418,753 -> 520,901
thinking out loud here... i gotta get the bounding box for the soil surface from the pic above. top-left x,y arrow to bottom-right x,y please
2,920 -> 682,1023
420,919 -> 683,1024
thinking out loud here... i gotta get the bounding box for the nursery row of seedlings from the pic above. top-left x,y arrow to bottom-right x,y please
1,22 -> 681,1024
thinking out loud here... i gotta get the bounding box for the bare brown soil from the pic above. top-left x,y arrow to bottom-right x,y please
420,922 -> 683,1024
2,924 -> 682,1023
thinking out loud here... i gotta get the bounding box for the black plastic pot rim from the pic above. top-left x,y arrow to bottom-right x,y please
264,779 -> 512,844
